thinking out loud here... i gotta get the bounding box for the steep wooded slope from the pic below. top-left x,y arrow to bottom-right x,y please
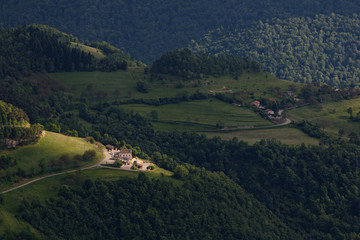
191,14 -> 360,87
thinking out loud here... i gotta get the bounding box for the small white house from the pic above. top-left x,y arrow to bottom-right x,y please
265,109 -> 275,116
115,149 -> 132,160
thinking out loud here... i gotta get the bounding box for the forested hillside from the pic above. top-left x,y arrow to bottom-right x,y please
191,13 -> 360,87
1,0 -> 360,63
0,25 -> 129,79
150,49 -> 261,79
14,171 -> 299,240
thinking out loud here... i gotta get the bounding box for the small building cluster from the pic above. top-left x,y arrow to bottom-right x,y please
250,101 -> 264,109
106,145 -> 133,165
114,149 -> 132,161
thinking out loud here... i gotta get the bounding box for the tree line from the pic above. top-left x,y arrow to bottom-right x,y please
150,49 -> 261,80
0,25 -> 128,80
0,100 -> 44,148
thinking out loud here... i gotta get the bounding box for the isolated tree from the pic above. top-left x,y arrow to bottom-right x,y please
173,165 -> 189,180
136,81 -> 149,93
38,159 -> 47,174
347,107 -> 353,120
82,150 -> 97,161
150,110 -> 158,121
338,129 -> 345,137
113,89 -> 121,98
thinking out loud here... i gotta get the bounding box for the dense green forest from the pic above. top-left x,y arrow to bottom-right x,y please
13,171 -> 299,240
0,25 -> 93,78
1,0 -> 360,63
0,25 -> 128,79
150,49 -> 261,79
0,100 -> 43,147
0,100 -> 30,127
191,13 -> 360,87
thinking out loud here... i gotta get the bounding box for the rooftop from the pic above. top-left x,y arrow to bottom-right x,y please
119,149 -> 132,153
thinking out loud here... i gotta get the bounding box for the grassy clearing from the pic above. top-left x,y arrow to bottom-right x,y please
288,98 -> 360,136
51,71 -> 300,102
200,72 -> 302,99
50,70 -> 144,100
201,127 -> 319,145
152,121 -> 217,132
70,42 -> 106,59
0,131 -> 103,191
118,99 -> 273,129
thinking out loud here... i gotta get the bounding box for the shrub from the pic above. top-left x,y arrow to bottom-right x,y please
82,150 -> 97,161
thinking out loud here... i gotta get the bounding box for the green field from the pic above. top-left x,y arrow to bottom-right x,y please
50,70 -> 143,100
51,70 -> 326,142
288,98 -> 360,136
202,127 -> 319,145
118,99 -> 273,130
51,71 -> 300,102
0,131 -> 103,191
51,70 -> 204,101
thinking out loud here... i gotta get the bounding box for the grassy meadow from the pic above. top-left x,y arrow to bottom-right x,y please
117,98 -> 273,130
50,70 -> 300,102
0,131 -> 103,191
202,126 -> 319,145
288,98 -> 360,136
50,70 -> 143,100
50,70 -> 323,143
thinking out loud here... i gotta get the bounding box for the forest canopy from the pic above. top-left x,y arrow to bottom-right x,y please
1,0 -> 360,63
190,13 -> 360,87
17,171 -> 299,240
150,49 -> 261,79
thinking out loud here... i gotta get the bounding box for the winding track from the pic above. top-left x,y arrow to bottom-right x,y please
0,150 -> 112,194
1,116 -> 292,194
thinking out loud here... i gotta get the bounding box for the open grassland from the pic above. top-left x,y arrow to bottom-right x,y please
0,167 -> 175,237
288,98 -> 360,136
0,131 -> 103,191
51,70 -> 301,102
50,70 -> 143,100
118,99 -> 273,129
198,72 -> 302,100
201,127 -> 319,145
70,42 -> 106,59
